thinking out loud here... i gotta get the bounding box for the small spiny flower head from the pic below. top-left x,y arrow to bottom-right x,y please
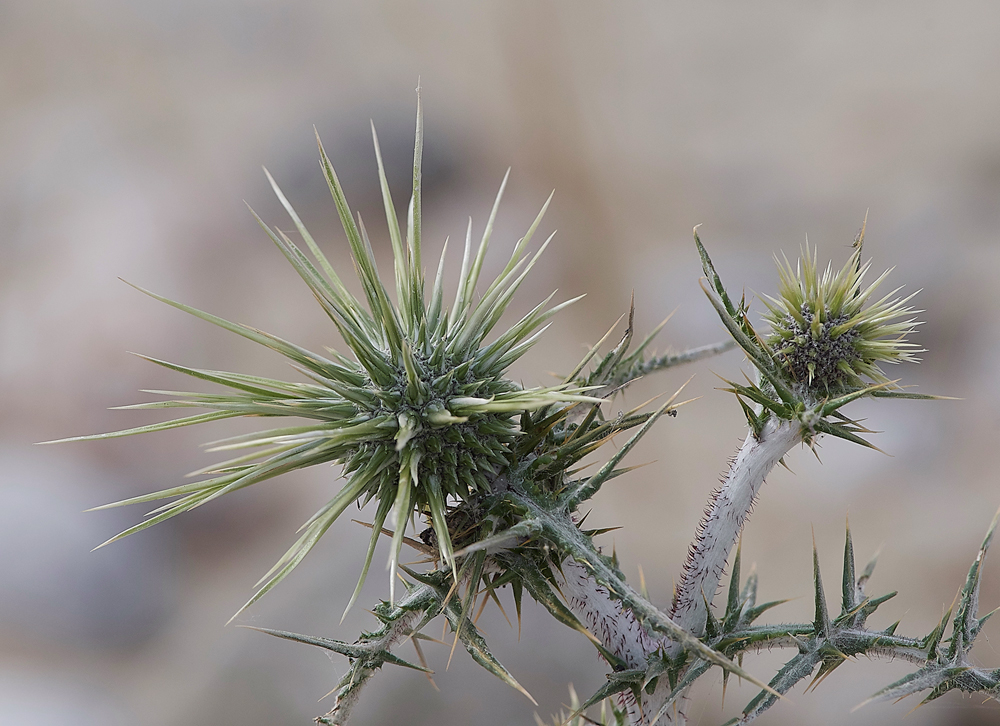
761,237 -> 922,395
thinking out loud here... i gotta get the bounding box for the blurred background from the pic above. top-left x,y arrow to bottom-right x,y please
3,1 -> 1000,724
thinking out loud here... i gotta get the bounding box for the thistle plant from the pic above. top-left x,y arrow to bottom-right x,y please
53,91 -> 1000,725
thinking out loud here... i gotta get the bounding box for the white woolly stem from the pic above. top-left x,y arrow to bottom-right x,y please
671,417 -> 802,637
555,558 -> 656,666
554,558 -> 681,724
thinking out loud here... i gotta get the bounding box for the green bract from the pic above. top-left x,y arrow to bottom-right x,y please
696,229 -> 936,449
762,239 -> 921,394
52,92 -> 600,618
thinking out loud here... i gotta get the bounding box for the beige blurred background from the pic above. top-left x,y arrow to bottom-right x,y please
3,2 -> 1000,724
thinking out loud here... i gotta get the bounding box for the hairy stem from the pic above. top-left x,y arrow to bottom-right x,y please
671,417 -> 801,637
553,558 -> 678,724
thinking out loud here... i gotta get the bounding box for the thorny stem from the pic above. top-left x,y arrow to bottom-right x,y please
631,340 -> 736,380
318,590 -> 429,725
671,417 -> 802,638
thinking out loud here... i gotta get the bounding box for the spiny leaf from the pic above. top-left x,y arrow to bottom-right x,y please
566,395 -> 683,508
725,542 -> 744,628
647,658 -> 714,725
388,451 -> 417,605
856,665 -> 957,710
242,626 -> 431,672
43,410 -> 241,445
813,535 -> 831,637
949,506 -> 1000,658
695,231 -> 795,407
370,121 -> 410,325
810,418 -> 882,452
442,597 -> 537,705
572,671 -> 642,718
263,167 -> 355,309
842,520 -> 858,616
452,520 -> 544,558
738,650 -> 823,724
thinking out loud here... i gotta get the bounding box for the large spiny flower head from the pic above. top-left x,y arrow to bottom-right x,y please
55,91 -> 596,617
761,235 -> 922,397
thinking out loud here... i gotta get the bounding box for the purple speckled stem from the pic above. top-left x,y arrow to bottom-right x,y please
553,558 -> 668,723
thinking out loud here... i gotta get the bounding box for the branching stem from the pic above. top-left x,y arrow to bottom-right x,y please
319,597 -> 428,724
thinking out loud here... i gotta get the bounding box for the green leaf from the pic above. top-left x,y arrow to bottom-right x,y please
724,542 -> 744,629
841,521 -> 858,616
119,281 -> 367,383
229,464 -> 375,622
813,536 -> 831,637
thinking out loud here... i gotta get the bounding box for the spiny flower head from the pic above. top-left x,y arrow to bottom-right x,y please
53,91 -> 596,618
761,237 -> 921,395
